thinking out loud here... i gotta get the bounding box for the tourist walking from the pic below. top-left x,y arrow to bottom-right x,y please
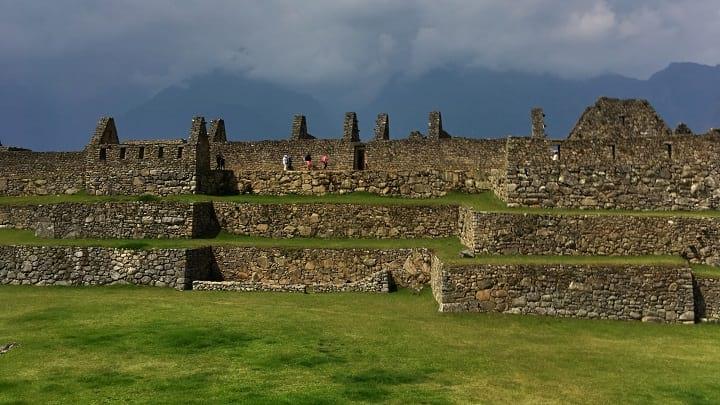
320,154 -> 329,169
304,153 -> 312,170
282,154 -> 290,171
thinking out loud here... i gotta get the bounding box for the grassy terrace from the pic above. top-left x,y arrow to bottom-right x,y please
2,190 -> 720,217
1,286 -> 720,403
0,228 -> 704,272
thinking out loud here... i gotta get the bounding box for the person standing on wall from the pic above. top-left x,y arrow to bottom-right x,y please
304,153 -> 312,170
320,153 -> 329,169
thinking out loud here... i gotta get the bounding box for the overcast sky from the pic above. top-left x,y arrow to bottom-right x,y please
1,0 -> 719,102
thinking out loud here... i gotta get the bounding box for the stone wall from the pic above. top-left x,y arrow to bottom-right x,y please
214,140 -> 356,171
568,97 -> 671,140
432,261 -> 696,323
0,202 -> 219,239
695,277 -> 720,323
192,270 -> 391,293
459,208 -> 720,265
210,247 -> 432,291
84,141 -> 205,196
0,246 -> 216,290
232,169 -> 485,198
0,151 -> 85,196
501,135 -> 720,210
213,202 -> 457,238
363,138 -> 506,174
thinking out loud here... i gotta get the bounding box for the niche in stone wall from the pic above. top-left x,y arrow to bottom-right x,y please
665,143 -> 672,159
550,144 -> 560,161
177,147 -> 184,159
119,147 -> 126,159
99,147 -> 107,161
610,144 -> 616,160
158,147 -> 164,158
138,147 -> 145,159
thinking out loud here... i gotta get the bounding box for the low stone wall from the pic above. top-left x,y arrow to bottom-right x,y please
0,246 -> 216,290
232,170 -> 485,198
432,261 -> 696,323
695,277 -> 720,323
214,202 -> 457,238
211,247 -> 432,291
192,281 -> 307,293
0,202 -> 219,239
459,208 -> 720,265
192,270 -> 390,293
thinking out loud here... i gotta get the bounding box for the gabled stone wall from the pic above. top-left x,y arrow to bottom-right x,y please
501,134 -> 720,210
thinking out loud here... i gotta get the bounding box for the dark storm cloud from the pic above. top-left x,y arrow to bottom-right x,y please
1,0 -> 718,97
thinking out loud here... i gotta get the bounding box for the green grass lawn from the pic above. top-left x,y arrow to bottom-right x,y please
2,190 -> 720,217
0,286 -> 719,404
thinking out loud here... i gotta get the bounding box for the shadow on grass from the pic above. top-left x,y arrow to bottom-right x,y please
332,367 -> 447,403
11,306 -> 75,323
252,338 -> 347,370
61,322 -> 258,355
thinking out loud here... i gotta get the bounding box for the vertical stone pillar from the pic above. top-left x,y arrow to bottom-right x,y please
343,112 -> 360,142
531,108 -> 546,139
374,113 -> 389,141
209,119 -> 227,143
291,114 -> 314,140
188,116 -> 207,143
428,111 -> 450,139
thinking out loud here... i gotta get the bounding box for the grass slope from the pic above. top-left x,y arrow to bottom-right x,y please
0,229 -> 687,267
2,190 -> 720,217
0,286 -> 719,404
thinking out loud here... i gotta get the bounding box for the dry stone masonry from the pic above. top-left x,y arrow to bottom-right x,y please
1,97 -> 720,324
431,259 -> 697,323
458,208 -> 720,266
0,246 -> 214,290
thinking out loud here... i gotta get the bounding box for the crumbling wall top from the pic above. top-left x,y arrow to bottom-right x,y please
568,97 -> 671,140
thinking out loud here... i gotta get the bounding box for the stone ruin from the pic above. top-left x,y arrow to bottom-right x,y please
1,96 -> 720,323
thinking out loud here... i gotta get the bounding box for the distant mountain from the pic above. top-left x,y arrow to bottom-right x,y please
2,62 -> 719,150
119,71 -> 330,141
353,63 -> 720,139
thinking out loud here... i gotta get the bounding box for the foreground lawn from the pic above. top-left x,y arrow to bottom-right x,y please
2,190 -> 720,217
0,286 -> 719,404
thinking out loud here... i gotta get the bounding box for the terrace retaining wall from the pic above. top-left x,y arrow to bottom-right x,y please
431,260 -> 696,323
0,246 -> 215,290
459,207 -> 720,265
210,247 -> 432,291
0,202 -> 219,239
213,202 -> 457,238
695,278 -> 720,322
